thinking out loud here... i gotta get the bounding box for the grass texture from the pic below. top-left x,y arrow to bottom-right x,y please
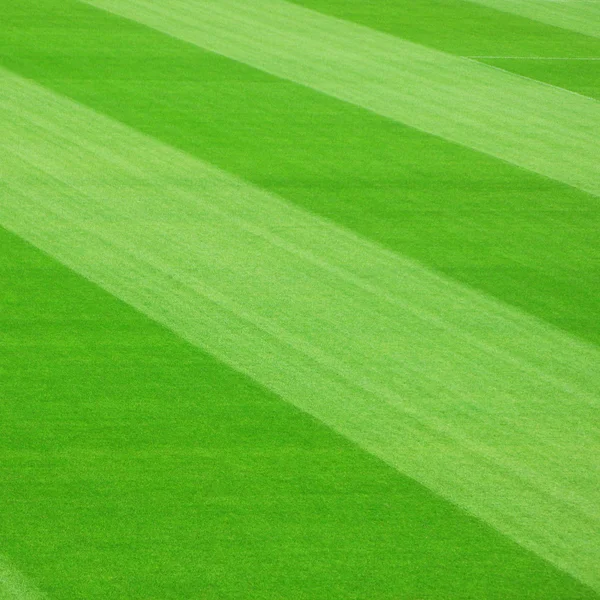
1,0 -> 599,598
84,0 -> 600,197
465,0 -> 600,39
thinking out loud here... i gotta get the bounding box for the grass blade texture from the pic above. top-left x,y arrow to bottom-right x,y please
85,0 -> 600,197
288,0 -> 600,98
2,68 -> 600,593
0,556 -> 46,600
2,0 -> 599,350
2,0 -> 599,597
467,0 -> 600,39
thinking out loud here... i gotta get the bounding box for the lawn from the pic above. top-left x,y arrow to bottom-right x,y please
1,0 -> 599,598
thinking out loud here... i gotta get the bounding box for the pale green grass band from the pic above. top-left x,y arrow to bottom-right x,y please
2,68 -> 599,591
84,0 -> 600,197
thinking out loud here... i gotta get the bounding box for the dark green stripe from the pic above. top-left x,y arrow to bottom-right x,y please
3,230 -> 597,598
289,0 -> 600,98
477,56 -> 600,99
1,2 -> 599,597
2,0 -> 598,349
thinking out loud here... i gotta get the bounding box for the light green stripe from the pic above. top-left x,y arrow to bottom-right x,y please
0,557 -> 46,600
83,0 -> 600,198
467,0 -> 600,39
1,69 -> 600,590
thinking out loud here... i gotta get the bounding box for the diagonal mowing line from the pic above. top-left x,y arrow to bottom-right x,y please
465,0 -> 600,39
0,556 -> 46,600
1,69 -> 600,591
82,0 -> 600,199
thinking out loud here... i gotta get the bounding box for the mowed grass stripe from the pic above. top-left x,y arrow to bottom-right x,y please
467,0 -> 600,39
4,234 -> 597,600
84,0 -> 600,197
2,70 -> 600,591
0,556 -> 46,600
289,0 -> 600,99
475,56 -> 600,100
3,0 -> 599,351
287,0 -> 600,57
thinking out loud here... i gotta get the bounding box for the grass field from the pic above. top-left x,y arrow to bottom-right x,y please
1,1 -> 599,598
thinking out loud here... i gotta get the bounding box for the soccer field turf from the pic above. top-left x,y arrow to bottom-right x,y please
1,0 -> 599,598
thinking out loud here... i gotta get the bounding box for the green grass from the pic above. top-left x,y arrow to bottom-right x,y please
4,230 -> 596,599
1,0 -> 599,348
289,0 -> 600,96
1,0 -> 599,598
288,0 -> 600,99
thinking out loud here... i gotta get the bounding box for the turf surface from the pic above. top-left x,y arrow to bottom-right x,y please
1,0 -> 599,598
287,0 -> 600,98
4,229 -> 597,599
1,0 -> 599,348
3,65 -> 600,591
83,0 -> 600,199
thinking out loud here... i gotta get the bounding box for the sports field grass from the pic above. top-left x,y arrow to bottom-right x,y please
1,1 -> 599,598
